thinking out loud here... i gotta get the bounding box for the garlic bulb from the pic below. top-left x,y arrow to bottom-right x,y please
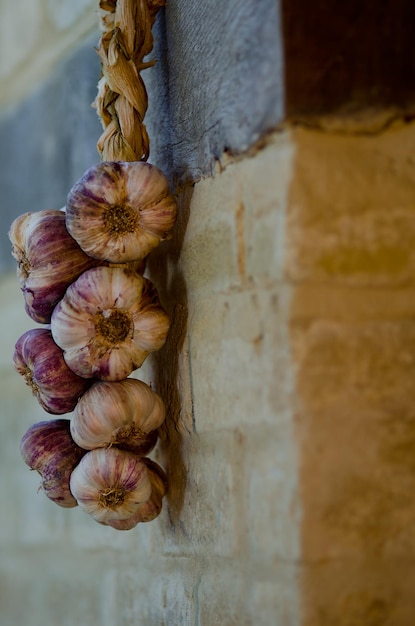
105,458 -> 168,530
20,419 -> 86,508
71,378 -> 165,454
65,161 -> 177,263
14,328 -> 91,414
8,210 -> 98,323
69,447 -> 152,523
51,266 -> 170,381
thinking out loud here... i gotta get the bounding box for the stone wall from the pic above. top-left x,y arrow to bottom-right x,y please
288,124 -> 415,625
1,1 -> 415,625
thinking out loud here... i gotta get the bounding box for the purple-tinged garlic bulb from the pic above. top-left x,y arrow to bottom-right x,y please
105,458 -> 168,530
13,328 -> 92,415
20,419 -> 86,508
8,210 -> 99,323
70,378 -> 165,454
69,447 -> 152,523
51,266 -> 170,381
65,161 -> 177,263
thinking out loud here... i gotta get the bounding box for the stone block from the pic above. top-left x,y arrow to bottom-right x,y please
286,124 -> 415,287
110,561 -> 200,626
197,559 -> 301,626
160,429 -> 247,558
246,424 -> 301,562
292,318 -> 415,415
248,563 -> 301,626
301,559 -> 415,626
197,562 -> 252,626
0,547 -> 112,626
188,289 -> 294,432
179,178 -> 240,298
179,135 -> 294,298
298,405 -> 415,562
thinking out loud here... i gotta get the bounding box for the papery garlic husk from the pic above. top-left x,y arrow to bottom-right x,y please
71,378 -> 165,454
14,328 -> 92,414
51,266 -> 170,381
20,419 -> 86,508
109,257 -> 146,275
105,458 -> 168,530
8,210 -> 99,323
69,447 -> 152,523
65,161 -> 177,263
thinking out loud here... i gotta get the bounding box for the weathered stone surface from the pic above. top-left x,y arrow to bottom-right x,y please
285,124 -> 415,286
288,123 -> 415,625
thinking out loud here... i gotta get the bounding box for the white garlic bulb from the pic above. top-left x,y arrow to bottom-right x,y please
71,378 -> 165,454
105,458 -> 168,530
8,210 -> 98,323
50,266 -> 170,381
20,419 -> 86,508
65,161 -> 177,263
69,447 -> 152,523
13,328 -> 92,414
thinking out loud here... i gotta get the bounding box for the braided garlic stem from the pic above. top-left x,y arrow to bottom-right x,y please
94,0 -> 165,162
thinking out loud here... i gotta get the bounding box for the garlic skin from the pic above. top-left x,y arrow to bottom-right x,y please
105,458 -> 168,530
8,210 -> 98,323
69,447 -> 152,523
71,378 -> 165,454
51,266 -> 170,381
65,161 -> 177,263
13,328 -> 92,414
20,419 -> 86,508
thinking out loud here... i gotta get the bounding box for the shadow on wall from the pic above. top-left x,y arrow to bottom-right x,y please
147,185 -> 194,524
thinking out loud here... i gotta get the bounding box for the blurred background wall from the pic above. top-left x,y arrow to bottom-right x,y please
1,1 -> 415,625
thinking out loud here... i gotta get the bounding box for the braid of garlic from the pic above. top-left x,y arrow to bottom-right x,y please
94,0 -> 165,162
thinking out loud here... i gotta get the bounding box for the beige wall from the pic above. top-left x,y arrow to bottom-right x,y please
1,2 -> 415,625
288,124 -> 415,625
0,0 -> 97,107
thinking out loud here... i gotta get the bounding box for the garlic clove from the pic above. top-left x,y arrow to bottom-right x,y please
8,210 -> 99,323
69,447 -> 152,523
65,161 -> 177,263
105,458 -> 168,530
70,378 -> 165,453
13,328 -> 92,414
20,419 -> 86,508
51,266 -> 170,381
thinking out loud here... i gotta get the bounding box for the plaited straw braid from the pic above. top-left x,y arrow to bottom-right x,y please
94,0 -> 166,162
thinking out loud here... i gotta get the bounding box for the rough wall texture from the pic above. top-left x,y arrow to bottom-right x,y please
288,123 -> 415,626
1,1 -> 415,625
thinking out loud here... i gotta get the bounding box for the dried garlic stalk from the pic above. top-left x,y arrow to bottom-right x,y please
94,0 -> 166,162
